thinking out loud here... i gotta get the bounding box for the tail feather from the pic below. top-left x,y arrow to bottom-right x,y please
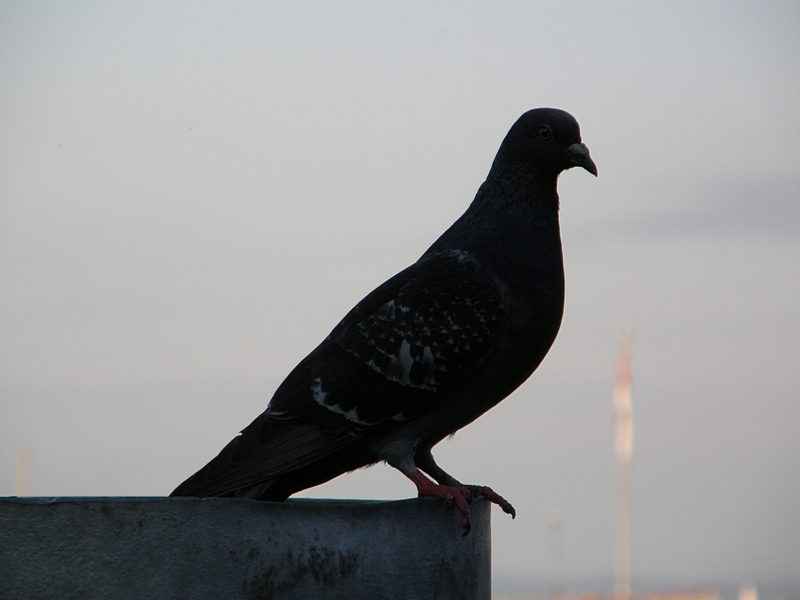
171,420 -> 357,498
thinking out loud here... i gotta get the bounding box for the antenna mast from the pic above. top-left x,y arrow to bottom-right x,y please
613,331 -> 633,600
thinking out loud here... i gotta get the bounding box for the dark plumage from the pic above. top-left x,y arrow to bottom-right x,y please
172,108 -> 597,533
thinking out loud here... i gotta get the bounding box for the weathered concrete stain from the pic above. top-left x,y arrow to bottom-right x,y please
244,545 -> 360,600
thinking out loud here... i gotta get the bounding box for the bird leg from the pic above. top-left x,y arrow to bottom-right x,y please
415,448 -> 516,518
404,469 -> 475,535
397,449 -> 516,535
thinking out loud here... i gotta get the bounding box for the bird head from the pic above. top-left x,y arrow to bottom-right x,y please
492,108 -> 597,178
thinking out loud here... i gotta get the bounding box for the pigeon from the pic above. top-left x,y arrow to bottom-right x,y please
171,107 -> 597,534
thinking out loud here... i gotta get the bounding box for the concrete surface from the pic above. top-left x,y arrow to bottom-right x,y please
0,496 -> 491,600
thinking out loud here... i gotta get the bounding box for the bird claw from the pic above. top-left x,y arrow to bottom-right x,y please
409,471 -> 513,535
416,483 -> 474,533
465,485 -> 516,519
461,519 -> 471,537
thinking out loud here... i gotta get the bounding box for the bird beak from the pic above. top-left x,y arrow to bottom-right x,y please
567,143 -> 598,176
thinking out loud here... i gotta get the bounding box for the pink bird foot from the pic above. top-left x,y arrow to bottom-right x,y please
407,470 -> 515,536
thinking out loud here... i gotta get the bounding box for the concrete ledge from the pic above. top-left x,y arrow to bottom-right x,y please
0,496 -> 490,600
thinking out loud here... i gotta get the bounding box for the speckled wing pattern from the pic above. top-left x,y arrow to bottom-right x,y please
268,249 -> 509,431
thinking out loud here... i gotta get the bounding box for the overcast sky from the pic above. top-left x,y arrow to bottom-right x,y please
1,2 -> 798,596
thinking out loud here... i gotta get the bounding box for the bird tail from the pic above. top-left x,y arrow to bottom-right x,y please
170,418 -> 362,500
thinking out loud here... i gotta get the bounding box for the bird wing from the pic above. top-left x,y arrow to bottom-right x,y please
300,250 -> 507,429
173,249 -> 510,496
271,248 -> 510,427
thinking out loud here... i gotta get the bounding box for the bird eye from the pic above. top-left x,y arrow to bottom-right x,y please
538,127 -> 552,141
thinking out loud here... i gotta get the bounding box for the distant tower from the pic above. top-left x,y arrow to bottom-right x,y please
613,331 -> 633,600
547,511 -> 566,599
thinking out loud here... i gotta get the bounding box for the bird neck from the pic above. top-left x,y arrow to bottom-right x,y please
427,169 -> 564,284
470,166 -> 561,224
